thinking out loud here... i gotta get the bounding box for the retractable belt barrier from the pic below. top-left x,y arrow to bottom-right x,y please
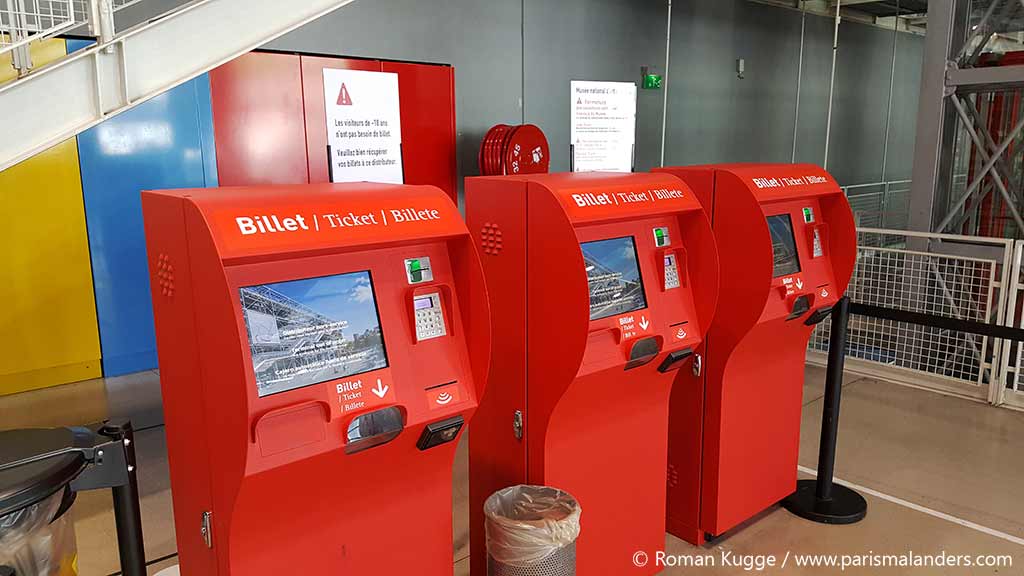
785,296 -> 1024,524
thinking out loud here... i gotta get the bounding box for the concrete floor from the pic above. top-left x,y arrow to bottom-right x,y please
31,366 -> 1024,574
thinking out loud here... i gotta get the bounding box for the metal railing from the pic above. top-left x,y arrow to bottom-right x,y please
998,239 -> 1024,409
1,1 -> 82,57
806,177 -> 1024,411
809,228 -> 1015,404
840,177 -> 974,239
0,0 -> 356,172
842,180 -> 912,231
1,0 -> 141,61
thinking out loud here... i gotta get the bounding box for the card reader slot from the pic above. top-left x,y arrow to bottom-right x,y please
425,380 -> 458,391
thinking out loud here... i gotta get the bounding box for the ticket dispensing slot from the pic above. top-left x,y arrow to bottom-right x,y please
626,336 -> 663,370
787,295 -> 812,321
346,406 -> 405,454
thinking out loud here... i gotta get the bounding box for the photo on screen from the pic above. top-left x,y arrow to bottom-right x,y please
581,236 -> 648,321
239,271 -> 388,397
767,214 -> 801,278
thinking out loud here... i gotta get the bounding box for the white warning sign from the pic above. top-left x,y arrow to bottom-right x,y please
323,68 -> 404,184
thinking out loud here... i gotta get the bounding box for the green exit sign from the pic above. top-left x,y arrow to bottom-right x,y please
642,73 -> 663,90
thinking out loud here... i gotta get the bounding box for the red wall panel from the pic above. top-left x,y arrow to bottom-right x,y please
382,61 -> 458,199
212,52 -> 458,200
300,56 -> 382,184
210,52 -> 308,185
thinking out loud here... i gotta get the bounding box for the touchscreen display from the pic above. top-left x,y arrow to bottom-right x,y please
240,271 -> 388,397
581,236 -> 648,321
767,214 -> 801,278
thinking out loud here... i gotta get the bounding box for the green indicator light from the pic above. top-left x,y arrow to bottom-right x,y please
642,74 -> 663,90
409,259 -> 423,282
654,227 -> 669,247
803,208 -> 814,223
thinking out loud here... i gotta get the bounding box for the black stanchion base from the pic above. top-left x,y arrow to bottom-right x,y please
782,479 -> 867,525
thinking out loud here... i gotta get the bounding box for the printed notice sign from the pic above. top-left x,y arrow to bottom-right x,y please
570,80 -> 637,173
323,68 -> 403,184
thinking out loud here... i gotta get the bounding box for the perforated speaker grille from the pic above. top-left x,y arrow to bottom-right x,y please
480,222 -> 504,256
667,463 -> 679,489
155,253 -> 176,299
488,543 -> 576,576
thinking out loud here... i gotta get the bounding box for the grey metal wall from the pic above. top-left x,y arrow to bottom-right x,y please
137,0 -> 921,188
523,0 -> 668,173
665,0 -> 924,186
665,1 -> 804,168
265,0 -> 523,192
830,14 -> 924,185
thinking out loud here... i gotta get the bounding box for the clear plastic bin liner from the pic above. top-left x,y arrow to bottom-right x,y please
484,485 -> 581,567
0,490 -> 78,575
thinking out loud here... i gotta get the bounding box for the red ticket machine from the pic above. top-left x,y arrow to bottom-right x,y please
465,173 -> 719,575
142,183 -> 489,575
653,164 -> 856,543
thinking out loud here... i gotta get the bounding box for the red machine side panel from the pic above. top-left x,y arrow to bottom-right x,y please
661,171 -> 721,544
210,52 -> 309,185
382,61 -> 458,200
301,56 -> 383,183
465,178 -> 529,576
142,195 -> 219,575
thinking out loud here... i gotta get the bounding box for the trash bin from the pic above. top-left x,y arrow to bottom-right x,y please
0,428 -> 88,576
484,485 -> 580,576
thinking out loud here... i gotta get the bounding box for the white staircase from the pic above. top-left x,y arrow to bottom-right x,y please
0,0 -> 355,172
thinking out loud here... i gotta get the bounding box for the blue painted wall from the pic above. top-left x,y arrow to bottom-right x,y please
72,38 -> 219,376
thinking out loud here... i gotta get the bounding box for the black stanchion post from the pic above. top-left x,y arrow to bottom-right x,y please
99,421 -> 148,576
782,296 -> 867,524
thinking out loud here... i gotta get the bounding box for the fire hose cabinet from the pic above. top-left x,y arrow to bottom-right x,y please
142,183 -> 490,575
653,164 -> 856,544
465,172 -> 719,575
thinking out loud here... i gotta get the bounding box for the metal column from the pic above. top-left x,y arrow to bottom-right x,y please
909,0 -> 1024,238
908,0 -> 968,235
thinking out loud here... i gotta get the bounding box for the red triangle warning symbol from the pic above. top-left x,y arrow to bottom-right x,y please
337,83 -> 353,106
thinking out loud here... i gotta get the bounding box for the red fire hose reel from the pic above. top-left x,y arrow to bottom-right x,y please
478,124 -> 550,176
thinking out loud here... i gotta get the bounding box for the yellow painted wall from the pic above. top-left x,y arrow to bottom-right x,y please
0,39 -> 102,395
